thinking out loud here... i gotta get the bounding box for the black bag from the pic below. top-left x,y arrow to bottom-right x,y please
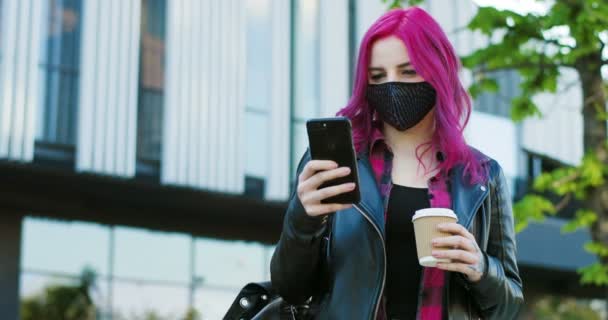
223,215 -> 333,320
222,281 -> 321,320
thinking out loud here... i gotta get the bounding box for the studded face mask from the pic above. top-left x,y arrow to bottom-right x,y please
366,81 -> 437,131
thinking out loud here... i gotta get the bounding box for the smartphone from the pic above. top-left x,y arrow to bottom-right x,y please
306,117 -> 360,204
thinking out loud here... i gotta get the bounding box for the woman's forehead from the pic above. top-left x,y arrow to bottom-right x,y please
369,36 -> 410,69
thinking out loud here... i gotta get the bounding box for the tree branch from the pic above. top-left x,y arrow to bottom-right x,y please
551,171 -> 580,190
539,38 -> 576,50
555,193 -> 573,213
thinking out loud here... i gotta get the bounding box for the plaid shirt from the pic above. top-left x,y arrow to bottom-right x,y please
367,121 -> 450,320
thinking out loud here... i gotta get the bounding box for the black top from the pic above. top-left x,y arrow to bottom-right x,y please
385,184 -> 430,319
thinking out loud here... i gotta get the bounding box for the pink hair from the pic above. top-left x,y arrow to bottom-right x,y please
336,7 -> 486,184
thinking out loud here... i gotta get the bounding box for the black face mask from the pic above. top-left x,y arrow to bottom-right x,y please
366,81 -> 437,131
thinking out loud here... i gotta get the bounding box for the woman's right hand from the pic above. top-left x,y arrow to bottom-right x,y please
297,160 -> 356,217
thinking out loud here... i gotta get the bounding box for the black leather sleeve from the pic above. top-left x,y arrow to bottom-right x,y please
469,160 -> 524,319
270,148 -> 329,304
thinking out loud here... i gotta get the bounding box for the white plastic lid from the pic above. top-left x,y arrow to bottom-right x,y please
419,256 -> 450,267
412,208 -> 458,222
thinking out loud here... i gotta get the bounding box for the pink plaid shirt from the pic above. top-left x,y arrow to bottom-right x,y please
367,121 -> 450,320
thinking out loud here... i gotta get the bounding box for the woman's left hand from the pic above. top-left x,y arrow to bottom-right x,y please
431,222 -> 485,283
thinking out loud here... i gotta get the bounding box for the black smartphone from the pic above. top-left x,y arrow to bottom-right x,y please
306,117 -> 360,204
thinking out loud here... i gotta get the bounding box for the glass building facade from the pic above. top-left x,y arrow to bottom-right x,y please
20,217 -> 275,319
1,0 -> 576,319
16,0 -> 282,318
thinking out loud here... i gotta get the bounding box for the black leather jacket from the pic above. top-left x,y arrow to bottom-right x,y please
270,149 -> 524,319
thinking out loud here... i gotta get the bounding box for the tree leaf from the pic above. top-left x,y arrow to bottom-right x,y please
562,209 -> 598,233
579,262 -> 608,286
513,194 -> 556,233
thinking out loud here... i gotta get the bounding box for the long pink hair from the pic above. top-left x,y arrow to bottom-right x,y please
336,7 -> 486,184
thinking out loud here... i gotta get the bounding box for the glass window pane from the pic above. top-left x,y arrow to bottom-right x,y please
246,0 -> 272,111
20,272 -> 109,319
194,287 -> 239,320
293,0 -> 320,120
113,227 -> 191,283
137,0 -> 167,162
0,0 -> 3,63
111,281 -> 189,319
263,245 -> 275,281
245,111 -> 269,177
291,122 -> 308,177
195,238 -> 266,288
38,0 -> 83,145
21,217 -> 110,275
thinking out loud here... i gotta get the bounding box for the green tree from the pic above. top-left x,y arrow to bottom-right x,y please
383,0 -> 608,287
21,268 -> 97,320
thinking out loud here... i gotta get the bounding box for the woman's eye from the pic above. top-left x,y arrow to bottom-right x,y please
370,74 -> 385,81
402,69 -> 417,75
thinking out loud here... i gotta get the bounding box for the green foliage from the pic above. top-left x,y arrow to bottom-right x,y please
579,262 -> 608,286
532,295 -> 602,320
583,241 -> 608,257
562,210 -> 598,233
463,1 -> 608,122
531,151 -> 604,199
401,0 -> 608,288
182,308 -> 202,320
468,77 -> 499,99
21,269 -> 96,320
513,194 -> 556,233
380,0 -> 424,9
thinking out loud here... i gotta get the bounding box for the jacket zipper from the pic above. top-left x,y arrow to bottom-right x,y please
353,203 -> 386,320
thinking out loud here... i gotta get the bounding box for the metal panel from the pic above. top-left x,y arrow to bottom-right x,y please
11,0 -> 30,159
265,0 -> 292,200
319,0 -> 349,118
76,0 -> 140,177
23,0 -> 44,161
0,0 -> 42,162
197,0 -> 211,187
177,0 -> 190,183
209,0 -> 220,189
162,0 -> 179,182
161,0 -> 246,193
0,0 -> 16,157
187,0 -> 200,187
115,0 -> 131,174
105,0 -> 120,173
93,0 -> 110,171
233,0 -> 247,193
125,0 -> 141,177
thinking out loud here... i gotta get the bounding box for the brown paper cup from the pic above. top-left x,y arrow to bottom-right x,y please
412,208 -> 458,267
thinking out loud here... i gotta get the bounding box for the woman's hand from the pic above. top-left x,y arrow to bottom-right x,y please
297,160 -> 356,217
431,222 -> 485,283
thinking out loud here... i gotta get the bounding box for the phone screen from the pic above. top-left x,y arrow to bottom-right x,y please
306,117 -> 360,204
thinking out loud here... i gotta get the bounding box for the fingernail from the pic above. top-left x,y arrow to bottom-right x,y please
348,183 -> 356,189
342,167 -> 351,173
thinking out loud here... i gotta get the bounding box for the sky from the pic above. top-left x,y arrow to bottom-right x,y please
473,0 -> 551,15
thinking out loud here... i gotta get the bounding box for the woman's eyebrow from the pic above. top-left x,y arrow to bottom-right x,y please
369,61 -> 411,72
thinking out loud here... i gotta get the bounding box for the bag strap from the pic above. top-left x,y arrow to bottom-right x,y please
223,282 -> 276,320
224,213 -> 336,320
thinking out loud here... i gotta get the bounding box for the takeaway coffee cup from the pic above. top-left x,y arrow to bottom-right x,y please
412,208 -> 458,267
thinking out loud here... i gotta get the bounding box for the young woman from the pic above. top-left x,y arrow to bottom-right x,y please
271,7 -> 523,320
